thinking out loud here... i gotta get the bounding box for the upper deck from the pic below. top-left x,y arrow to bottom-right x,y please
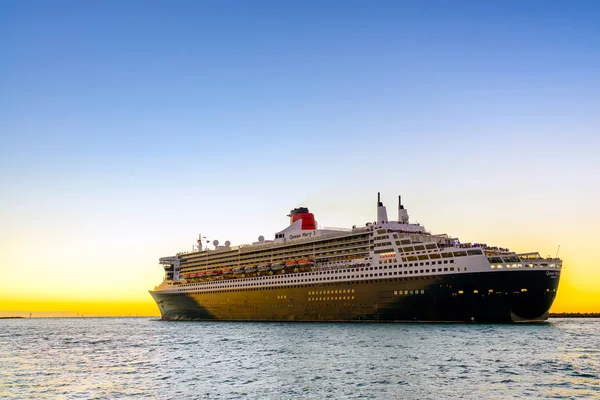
156,193 -> 562,284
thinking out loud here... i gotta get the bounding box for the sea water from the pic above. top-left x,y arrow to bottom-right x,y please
1,318 -> 598,399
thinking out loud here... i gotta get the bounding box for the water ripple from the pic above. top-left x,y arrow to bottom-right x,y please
0,318 -> 599,399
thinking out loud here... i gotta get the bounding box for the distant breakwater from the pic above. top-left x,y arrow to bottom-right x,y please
550,313 -> 600,318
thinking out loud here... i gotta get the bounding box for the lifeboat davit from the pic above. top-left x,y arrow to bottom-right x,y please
271,263 -> 285,271
257,264 -> 270,272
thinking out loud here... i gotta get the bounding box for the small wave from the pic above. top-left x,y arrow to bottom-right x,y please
371,380 -> 391,385
571,372 -> 598,379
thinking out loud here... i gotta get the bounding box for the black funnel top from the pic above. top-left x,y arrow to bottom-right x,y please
289,207 -> 309,217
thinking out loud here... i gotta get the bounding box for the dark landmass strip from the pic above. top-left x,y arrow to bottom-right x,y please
0,317 -> 24,319
550,313 -> 600,318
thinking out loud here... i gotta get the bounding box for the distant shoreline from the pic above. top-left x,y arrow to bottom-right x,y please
1,314 -> 598,319
549,313 -> 600,318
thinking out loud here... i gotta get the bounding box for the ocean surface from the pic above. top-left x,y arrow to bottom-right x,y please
0,318 -> 598,399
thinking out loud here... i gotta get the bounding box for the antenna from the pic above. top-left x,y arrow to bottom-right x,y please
555,245 -> 560,259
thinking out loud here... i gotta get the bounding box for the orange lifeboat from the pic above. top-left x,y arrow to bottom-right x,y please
285,260 -> 299,266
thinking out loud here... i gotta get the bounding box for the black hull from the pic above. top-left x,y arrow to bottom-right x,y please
150,270 -> 560,323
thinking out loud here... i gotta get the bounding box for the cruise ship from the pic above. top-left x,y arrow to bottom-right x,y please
150,194 -> 561,322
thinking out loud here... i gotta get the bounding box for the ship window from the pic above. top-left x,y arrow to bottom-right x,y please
450,267 -> 454,271
443,260 -> 448,264
450,260 -> 454,263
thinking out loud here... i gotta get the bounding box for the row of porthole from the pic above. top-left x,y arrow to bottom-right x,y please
309,296 -> 355,301
174,269 -> 457,293
394,290 -> 425,295
309,289 -> 355,295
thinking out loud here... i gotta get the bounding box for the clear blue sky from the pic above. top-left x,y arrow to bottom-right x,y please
1,1 -> 599,313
